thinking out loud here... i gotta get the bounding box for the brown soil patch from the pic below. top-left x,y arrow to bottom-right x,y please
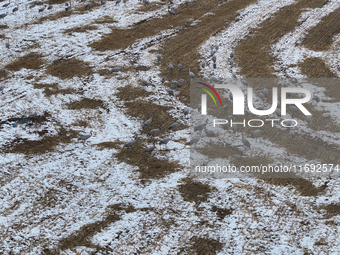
3,113 -> 80,155
75,1 -> 101,12
115,85 -> 152,101
322,203 -> 340,216
92,15 -> 117,24
315,238 -> 328,246
135,65 -> 152,72
302,8 -> 340,51
116,143 -> 181,179
33,82 -> 58,90
211,205 -> 232,220
44,87 -> 78,97
134,2 -> 163,13
179,237 -> 224,255
0,112 -> 51,129
67,97 -> 105,110
97,69 -> 113,76
195,143 -> 243,159
34,10 -> 74,24
299,58 -> 336,78
178,178 -> 215,205
34,129 -> 49,136
123,101 -> 188,133
298,59 -> 340,101
35,188 -> 64,208
297,59 -> 340,131
73,119 -> 89,128
262,176 -> 325,196
96,140 -> 125,150
4,128 -> 80,155
47,0 -> 68,4
0,69 -> 8,81
260,122 -> 339,165
5,52 -> 44,71
33,82 -> 80,97
46,58 -> 93,79
50,204 -> 154,253
63,25 -> 97,34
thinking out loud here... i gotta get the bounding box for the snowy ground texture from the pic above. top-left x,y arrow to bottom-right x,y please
1,0 -> 340,254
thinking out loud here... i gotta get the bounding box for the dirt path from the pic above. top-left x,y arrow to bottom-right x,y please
302,7 -> 340,52
90,0 -> 222,51
159,0 -> 259,104
234,0 -> 328,78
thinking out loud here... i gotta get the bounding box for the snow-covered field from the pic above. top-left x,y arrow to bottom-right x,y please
1,0 -> 340,253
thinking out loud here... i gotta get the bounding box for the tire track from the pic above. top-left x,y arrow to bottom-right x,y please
231,0 -> 340,168
270,1 -> 340,102
90,0 -> 222,52
160,0 -> 260,105
197,0 -> 296,79
298,58 -> 340,103
302,7 -> 340,52
234,0 -> 328,78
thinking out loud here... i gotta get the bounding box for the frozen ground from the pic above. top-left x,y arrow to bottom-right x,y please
0,0 -> 340,254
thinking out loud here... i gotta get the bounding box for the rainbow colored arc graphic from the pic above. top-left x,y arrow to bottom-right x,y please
196,82 -> 222,106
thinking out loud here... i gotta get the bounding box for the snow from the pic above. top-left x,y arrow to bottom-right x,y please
1,0 -> 340,253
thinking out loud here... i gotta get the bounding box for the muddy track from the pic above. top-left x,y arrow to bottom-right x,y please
302,7 -> 340,52
90,0 -> 223,51
260,124 -> 339,165
234,0 -> 328,78
299,58 -> 340,101
232,0 -> 339,164
160,0 -> 260,105
92,0 -> 259,105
